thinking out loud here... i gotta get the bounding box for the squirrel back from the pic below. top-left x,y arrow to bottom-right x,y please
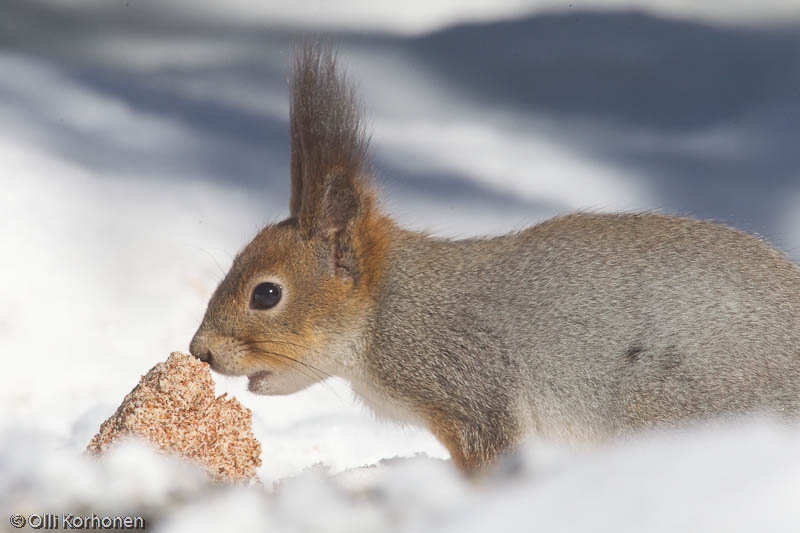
191,44 -> 800,473
362,214 -> 800,469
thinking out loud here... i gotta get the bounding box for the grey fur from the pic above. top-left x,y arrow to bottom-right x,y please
191,45 -> 800,472
363,214 -> 800,461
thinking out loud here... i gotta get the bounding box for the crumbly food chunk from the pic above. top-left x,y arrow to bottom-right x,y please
87,352 -> 262,483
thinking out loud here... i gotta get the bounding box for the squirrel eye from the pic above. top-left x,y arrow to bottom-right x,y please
250,282 -> 282,310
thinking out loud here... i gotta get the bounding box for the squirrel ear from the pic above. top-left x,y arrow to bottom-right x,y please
289,43 -> 374,275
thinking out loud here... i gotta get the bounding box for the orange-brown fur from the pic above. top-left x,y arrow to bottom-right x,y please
191,43 -> 800,476
190,44 -> 391,397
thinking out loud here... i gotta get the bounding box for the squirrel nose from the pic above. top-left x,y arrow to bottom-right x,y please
189,333 -> 213,364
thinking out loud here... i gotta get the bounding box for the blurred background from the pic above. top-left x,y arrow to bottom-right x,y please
2,0 -> 800,484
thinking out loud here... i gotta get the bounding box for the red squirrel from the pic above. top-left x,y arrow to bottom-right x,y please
191,44 -> 800,473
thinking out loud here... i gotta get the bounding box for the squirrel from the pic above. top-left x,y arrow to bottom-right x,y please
190,43 -> 800,473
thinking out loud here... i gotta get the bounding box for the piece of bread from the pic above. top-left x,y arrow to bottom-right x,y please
87,352 -> 261,483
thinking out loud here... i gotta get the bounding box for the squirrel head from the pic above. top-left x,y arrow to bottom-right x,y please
190,44 -> 390,395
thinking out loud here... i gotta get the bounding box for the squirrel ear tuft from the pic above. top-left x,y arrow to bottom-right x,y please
289,43 -> 372,234
289,42 -> 377,278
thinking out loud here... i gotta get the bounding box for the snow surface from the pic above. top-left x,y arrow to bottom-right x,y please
2,2 -> 800,531
38,0 -> 800,33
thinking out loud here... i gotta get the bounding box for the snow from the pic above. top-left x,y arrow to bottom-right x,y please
36,0 -> 800,33
6,420 -> 800,532
2,2 -> 800,531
